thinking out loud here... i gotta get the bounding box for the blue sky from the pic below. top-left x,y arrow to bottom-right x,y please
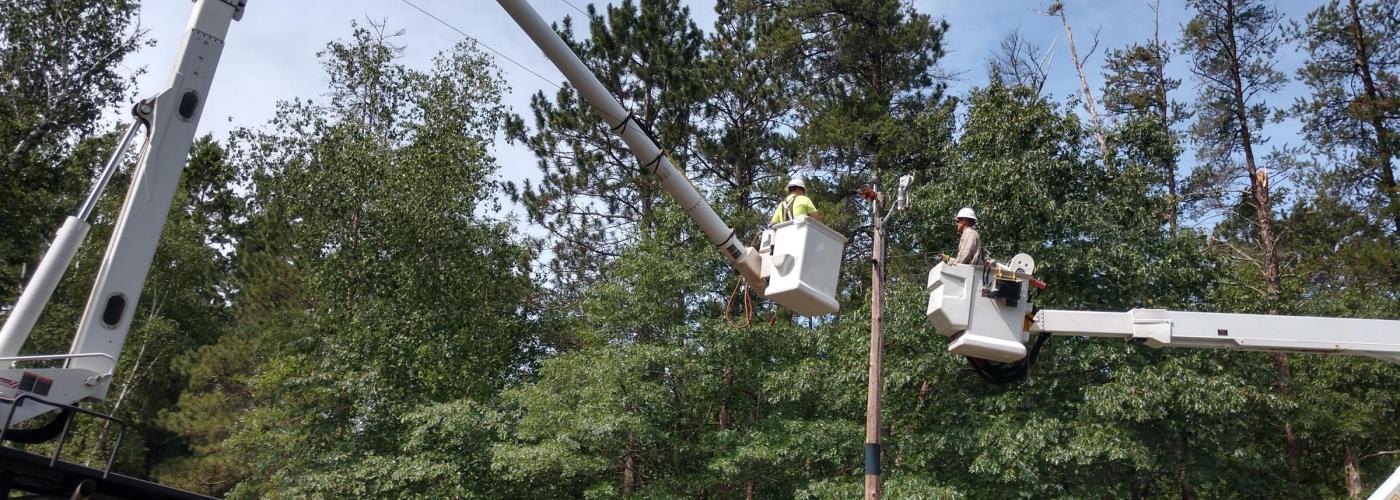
116,0 -> 1322,231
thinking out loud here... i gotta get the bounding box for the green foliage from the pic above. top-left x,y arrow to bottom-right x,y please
1101,37 -> 1187,232
152,24 -> 538,498
5,1 -> 1399,498
507,0 -> 707,296
0,0 -> 148,306
1181,0 -> 1287,220
1288,0 -> 1400,231
697,0 -> 801,234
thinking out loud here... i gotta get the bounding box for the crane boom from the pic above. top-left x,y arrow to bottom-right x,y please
496,0 -> 766,292
925,258 -> 1400,499
0,0 -> 245,426
1033,308 -> 1400,363
927,260 -> 1400,364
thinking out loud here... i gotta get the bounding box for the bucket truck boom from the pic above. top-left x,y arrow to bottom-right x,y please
0,0 -> 245,427
925,258 -> 1400,364
926,256 -> 1400,499
497,0 -> 847,316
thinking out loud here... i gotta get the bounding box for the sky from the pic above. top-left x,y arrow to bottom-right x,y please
114,0 -> 1322,231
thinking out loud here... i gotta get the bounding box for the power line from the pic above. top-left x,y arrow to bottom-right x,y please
559,0 -> 591,17
399,0 -> 562,91
400,0 -> 630,125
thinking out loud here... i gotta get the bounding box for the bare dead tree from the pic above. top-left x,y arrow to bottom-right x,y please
987,30 -> 1052,95
1041,1 -> 1112,164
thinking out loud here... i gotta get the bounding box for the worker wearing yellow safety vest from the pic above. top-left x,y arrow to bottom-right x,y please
771,176 -> 820,224
953,207 -> 983,265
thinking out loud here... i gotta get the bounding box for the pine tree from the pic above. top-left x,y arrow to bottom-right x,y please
1102,1 -> 1187,233
1182,0 -> 1298,483
697,0 -> 798,233
507,0 -> 706,300
1287,4 -> 1400,491
1289,0 -> 1400,232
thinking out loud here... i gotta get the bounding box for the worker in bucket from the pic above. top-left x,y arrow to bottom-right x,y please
770,176 -> 820,224
953,207 -> 983,265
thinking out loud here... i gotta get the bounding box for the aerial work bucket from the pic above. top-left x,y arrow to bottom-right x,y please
926,262 -> 1032,362
762,216 -> 847,316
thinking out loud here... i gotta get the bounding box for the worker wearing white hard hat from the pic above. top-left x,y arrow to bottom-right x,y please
770,175 -> 819,224
953,207 -> 983,265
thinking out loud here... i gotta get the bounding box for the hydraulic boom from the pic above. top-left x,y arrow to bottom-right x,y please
925,259 -> 1400,364
498,0 -> 770,300
926,256 -> 1400,499
0,0 -> 245,426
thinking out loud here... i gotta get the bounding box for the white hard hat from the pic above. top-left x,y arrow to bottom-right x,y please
955,207 -> 977,221
787,176 -> 807,191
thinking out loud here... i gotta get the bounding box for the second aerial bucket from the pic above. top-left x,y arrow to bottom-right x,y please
764,216 -> 847,316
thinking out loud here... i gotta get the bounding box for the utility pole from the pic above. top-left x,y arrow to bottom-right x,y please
860,174 -> 912,500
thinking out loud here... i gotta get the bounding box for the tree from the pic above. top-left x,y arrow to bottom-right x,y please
987,30 -> 1050,96
1102,0 -> 1187,233
1275,190 -> 1400,497
1041,1 -> 1111,163
508,0 -> 706,298
1182,0 -> 1298,482
156,24 -> 539,498
696,0 -> 799,234
0,0 -> 148,306
1289,0 -> 1400,232
777,0 -> 949,185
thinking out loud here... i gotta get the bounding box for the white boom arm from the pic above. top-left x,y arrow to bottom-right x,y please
0,0 -> 244,426
925,261 -> 1400,364
1032,309 -> 1400,363
497,0 -> 766,292
927,258 -> 1400,500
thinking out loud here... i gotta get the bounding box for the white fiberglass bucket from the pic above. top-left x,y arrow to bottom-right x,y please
926,262 -> 1031,363
764,216 -> 847,316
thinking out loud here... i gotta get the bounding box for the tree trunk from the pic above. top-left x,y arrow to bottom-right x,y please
719,366 -> 733,429
1345,445 -> 1363,498
1178,429 -> 1196,500
1347,0 -> 1400,231
1136,471 -> 1155,499
1273,353 -> 1301,482
624,432 -> 639,496
1152,0 -> 1178,235
1223,0 -> 1296,483
1055,4 -> 1112,166
715,366 -> 733,497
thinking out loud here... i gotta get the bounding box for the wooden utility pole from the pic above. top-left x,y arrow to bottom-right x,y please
862,182 -> 888,499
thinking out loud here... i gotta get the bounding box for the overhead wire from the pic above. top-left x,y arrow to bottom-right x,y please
558,0 -> 591,17
399,0 -> 563,92
398,0 -> 630,129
